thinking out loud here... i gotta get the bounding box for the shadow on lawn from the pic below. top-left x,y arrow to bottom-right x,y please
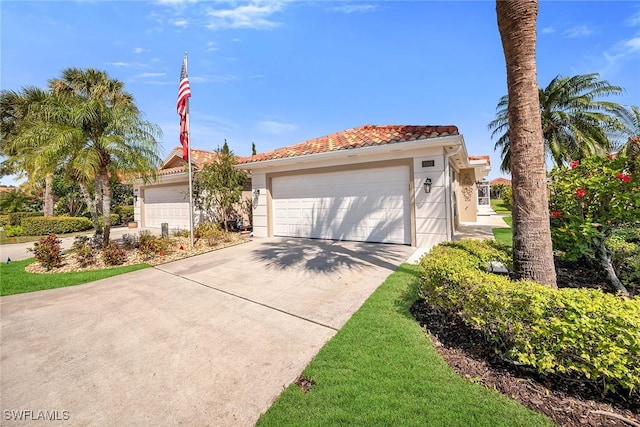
250,238 -> 411,274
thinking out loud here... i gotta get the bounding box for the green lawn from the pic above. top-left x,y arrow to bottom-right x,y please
493,216 -> 513,246
0,258 -> 150,296
490,198 -> 511,215
257,264 -> 553,427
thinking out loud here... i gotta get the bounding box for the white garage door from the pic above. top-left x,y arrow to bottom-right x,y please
144,186 -> 189,229
272,166 -> 411,244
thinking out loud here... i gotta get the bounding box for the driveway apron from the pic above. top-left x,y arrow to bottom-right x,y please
1,237 -> 413,426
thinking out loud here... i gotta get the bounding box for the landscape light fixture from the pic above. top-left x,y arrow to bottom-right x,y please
423,178 -> 432,194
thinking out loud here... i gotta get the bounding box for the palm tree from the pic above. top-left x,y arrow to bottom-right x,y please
489,73 -> 630,172
1,87 -> 57,216
613,105 -> 640,160
496,0 -> 557,288
5,69 -> 162,244
46,68 -> 162,243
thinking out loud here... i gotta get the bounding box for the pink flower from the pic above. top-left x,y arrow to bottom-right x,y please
575,188 -> 586,197
551,211 -> 562,218
570,160 -> 580,169
615,173 -> 632,183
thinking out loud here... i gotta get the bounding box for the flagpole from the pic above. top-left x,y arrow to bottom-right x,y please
184,51 -> 195,247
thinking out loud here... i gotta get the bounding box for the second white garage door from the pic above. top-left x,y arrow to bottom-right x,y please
144,185 -> 189,229
272,166 -> 411,244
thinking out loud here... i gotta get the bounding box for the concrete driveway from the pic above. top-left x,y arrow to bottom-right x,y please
1,238 -> 413,426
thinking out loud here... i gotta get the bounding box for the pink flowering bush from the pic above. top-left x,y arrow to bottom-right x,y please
549,156 -> 640,295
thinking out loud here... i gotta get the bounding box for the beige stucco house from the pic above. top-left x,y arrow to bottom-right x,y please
236,124 -> 490,249
134,124 -> 489,250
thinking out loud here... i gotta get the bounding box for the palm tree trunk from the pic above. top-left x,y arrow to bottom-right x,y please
79,182 -> 100,233
100,173 -> 112,245
43,174 -> 54,216
496,0 -> 557,288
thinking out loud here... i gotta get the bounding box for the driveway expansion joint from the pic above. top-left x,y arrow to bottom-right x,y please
153,266 -> 339,332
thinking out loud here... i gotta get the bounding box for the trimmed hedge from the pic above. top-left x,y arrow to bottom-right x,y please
0,212 -> 43,227
21,216 -> 93,236
98,214 -> 121,228
419,239 -> 640,396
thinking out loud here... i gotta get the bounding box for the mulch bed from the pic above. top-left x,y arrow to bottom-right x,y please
411,259 -> 639,427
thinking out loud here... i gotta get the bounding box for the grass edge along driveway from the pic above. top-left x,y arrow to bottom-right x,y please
0,258 -> 150,296
257,264 -> 553,427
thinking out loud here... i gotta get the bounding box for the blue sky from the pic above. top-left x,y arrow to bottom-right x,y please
1,0 -> 639,186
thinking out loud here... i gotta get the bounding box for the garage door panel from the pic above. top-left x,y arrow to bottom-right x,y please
144,186 -> 190,229
272,166 -> 410,245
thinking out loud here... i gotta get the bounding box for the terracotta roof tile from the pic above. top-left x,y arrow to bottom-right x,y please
238,124 -> 459,164
490,177 -> 511,186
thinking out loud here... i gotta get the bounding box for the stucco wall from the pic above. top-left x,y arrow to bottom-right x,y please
456,168 -> 477,222
248,146 -> 450,248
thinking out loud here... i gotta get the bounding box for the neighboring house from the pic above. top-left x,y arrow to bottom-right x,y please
133,148 -> 250,230
236,124 -> 490,249
489,177 -> 511,199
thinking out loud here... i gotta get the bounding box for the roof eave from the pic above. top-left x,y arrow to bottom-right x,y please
236,134 -> 463,170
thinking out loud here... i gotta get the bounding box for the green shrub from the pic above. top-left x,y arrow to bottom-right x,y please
4,225 -> 24,237
607,225 -> 640,292
195,221 -> 227,246
72,236 -> 96,268
0,215 -> 10,227
113,206 -> 134,224
138,231 -> 172,258
21,216 -> 93,236
500,185 -> 513,211
28,234 -> 63,271
101,240 -> 127,266
419,239 -> 640,396
97,214 -> 121,228
7,212 -> 43,226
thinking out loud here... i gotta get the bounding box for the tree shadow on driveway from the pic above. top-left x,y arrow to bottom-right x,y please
250,238 -> 412,274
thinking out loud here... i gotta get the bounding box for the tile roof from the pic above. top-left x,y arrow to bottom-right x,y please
489,177 -> 511,186
238,124 -> 459,164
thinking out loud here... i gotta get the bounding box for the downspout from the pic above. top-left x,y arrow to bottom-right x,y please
444,144 -> 463,241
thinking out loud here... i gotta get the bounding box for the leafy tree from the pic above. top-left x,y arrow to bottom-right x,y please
489,73 -> 630,173
614,105 -> 640,160
6,68 -> 162,245
496,0 -> 557,287
193,144 -> 247,232
0,188 -> 38,213
1,87 -> 57,215
549,156 -> 640,296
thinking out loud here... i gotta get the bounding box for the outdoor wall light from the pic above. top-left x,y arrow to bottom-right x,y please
134,195 -> 138,203
253,188 -> 260,197
423,178 -> 432,194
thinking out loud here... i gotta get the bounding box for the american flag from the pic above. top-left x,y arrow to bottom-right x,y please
177,57 -> 191,117
177,56 -> 191,160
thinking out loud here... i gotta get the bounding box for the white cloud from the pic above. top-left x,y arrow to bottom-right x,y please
627,11 -> 640,26
133,47 -> 147,54
190,74 -> 238,83
599,35 -> 640,77
256,120 -> 296,135
172,18 -> 188,27
205,1 -> 286,30
540,26 -> 555,34
136,72 -> 167,78
332,4 -> 378,14
206,41 -> 220,52
107,61 -> 132,67
156,0 -> 199,4
563,24 -> 594,38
